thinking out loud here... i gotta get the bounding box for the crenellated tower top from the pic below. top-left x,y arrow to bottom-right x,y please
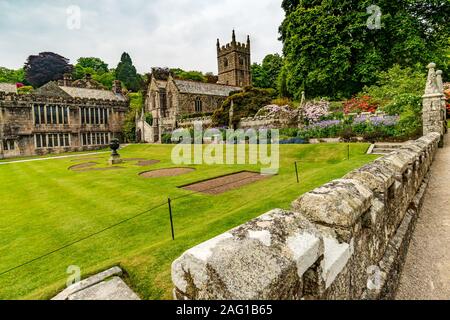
217,30 -> 252,87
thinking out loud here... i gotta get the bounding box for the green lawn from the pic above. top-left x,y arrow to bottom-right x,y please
0,143 -> 378,300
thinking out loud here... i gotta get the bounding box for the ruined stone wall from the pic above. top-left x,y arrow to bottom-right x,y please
171,133 -> 440,300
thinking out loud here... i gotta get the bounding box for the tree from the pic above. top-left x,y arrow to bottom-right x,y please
279,0 -> 450,99
251,63 -> 268,88
93,71 -> 116,90
171,68 -> 206,82
115,52 -> 140,92
24,52 -> 73,87
0,67 -> 25,84
251,54 -> 284,90
123,92 -> 144,142
73,57 -> 111,85
76,57 -> 109,74
212,87 -> 277,127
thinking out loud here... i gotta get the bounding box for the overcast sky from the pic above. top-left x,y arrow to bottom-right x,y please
0,0 -> 285,74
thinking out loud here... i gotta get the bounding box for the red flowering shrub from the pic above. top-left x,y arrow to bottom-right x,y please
343,95 -> 379,114
15,83 -> 24,88
444,83 -> 450,116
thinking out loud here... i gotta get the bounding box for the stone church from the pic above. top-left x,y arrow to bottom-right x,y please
139,30 -> 252,143
0,74 -> 128,159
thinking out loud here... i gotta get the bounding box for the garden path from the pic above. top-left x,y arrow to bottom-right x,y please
396,134 -> 450,300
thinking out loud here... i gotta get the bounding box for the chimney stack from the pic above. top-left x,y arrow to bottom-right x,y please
112,80 -> 122,94
62,73 -> 73,87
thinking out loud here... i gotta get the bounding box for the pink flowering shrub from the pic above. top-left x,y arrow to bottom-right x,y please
302,99 -> 330,123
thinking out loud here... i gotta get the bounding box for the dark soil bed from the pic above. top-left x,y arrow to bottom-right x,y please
180,171 -> 272,195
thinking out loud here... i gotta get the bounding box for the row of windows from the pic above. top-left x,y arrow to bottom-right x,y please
2,140 -> 15,151
35,134 -> 70,149
80,107 -> 110,125
34,105 -> 69,125
81,132 -> 110,146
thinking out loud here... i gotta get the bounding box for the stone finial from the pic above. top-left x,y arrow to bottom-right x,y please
436,70 -> 444,93
424,62 -> 440,95
232,29 -> 236,43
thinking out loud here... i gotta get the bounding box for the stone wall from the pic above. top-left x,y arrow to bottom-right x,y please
171,132 -> 440,300
0,91 -> 128,159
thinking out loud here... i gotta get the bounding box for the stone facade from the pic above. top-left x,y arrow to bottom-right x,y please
138,31 -> 252,143
171,133 -> 440,300
422,63 -> 447,146
217,30 -> 252,87
0,75 -> 128,159
141,75 -> 240,143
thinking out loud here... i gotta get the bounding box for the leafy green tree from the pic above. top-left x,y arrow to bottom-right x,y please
24,52 -> 73,87
279,0 -> 450,99
171,68 -> 206,82
0,67 -> 25,84
251,63 -> 268,88
252,54 -> 284,91
115,52 -> 141,92
362,64 -> 426,106
76,57 -> 109,74
123,92 -> 144,142
92,71 -> 116,90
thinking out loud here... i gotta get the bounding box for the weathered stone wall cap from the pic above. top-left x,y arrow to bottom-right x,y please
51,266 -> 122,300
292,179 -> 373,228
172,209 -> 324,300
344,162 -> 395,193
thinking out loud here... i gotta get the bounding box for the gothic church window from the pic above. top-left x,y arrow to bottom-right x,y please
224,58 -> 228,68
195,97 -> 203,113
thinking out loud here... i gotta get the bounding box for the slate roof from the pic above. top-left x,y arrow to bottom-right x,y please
59,86 -> 126,101
174,80 -> 241,97
0,83 -> 18,94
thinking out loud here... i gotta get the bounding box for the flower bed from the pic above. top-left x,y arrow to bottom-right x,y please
288,114 -> 401,142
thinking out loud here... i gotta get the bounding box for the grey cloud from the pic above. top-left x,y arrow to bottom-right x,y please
0,0 -> 284,74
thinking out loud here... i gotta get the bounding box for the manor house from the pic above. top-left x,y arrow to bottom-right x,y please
140,30 -> 252,143
0,74 -> 128,159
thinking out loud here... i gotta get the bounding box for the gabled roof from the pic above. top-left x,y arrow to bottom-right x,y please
59,86 -> 126,101
0,83 -> 18,94
35,82 -> 126,101
173,79 -> 241,97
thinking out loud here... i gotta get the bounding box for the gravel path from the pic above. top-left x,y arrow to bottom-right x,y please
396,134 -> 450,300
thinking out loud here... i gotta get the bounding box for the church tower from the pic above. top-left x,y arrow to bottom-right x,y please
217,30 -> 252,87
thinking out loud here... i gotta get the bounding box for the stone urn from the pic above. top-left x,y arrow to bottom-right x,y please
109,138 -> 122,165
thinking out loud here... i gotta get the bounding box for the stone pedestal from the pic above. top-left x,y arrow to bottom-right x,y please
109,154 -> 122,165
